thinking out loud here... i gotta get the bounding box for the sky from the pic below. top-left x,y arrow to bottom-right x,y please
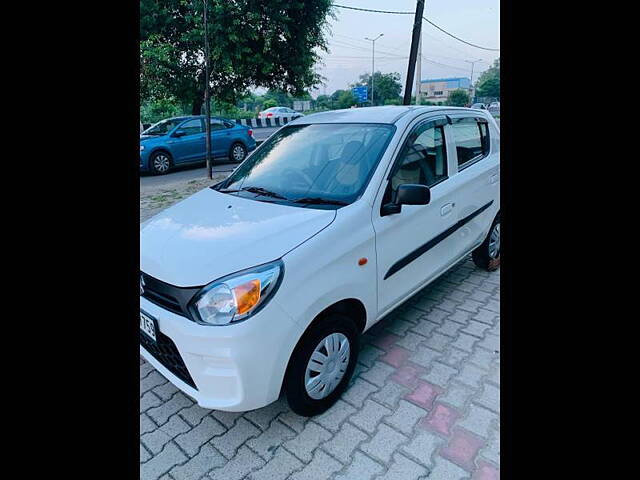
311,0 -> 500,98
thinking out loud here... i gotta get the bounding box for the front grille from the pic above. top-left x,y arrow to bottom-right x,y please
140,272 -> 201,318
140,329 -> 197,390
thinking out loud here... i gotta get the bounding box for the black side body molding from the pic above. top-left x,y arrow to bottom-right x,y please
384,201 -> 494,280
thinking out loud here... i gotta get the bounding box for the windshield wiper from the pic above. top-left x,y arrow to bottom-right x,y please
215,186 -> 289,200
293,197 -> 349,206
241,186 -> 289,200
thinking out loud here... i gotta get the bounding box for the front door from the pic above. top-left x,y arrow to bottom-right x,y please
372,116 -> 460,315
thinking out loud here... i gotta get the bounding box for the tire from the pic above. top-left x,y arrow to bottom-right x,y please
230,142 -> 247,163
284,313 -> 359,416
150,151 -> 172,175
472,213 -> 500,271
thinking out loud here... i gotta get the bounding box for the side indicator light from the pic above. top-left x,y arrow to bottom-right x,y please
358,258 -> 368,266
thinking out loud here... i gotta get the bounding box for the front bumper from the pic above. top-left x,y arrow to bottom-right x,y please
139,295 -> 304,411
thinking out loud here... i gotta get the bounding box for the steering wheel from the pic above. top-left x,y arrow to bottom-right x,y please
282,168 -> 314,190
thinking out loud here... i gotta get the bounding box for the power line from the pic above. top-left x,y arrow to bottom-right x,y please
331,3 -> 499,52
422,17 -> 499,51
332,4 -> 414,15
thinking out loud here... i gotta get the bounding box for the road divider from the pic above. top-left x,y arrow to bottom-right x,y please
234,116 -> 299,128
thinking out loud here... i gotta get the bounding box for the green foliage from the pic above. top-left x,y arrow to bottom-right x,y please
475,58 -> 500,99
330,89 -> 357,109
140,97 -> 188,124
447,89 -> 470,107
263,99 -> 277,109
352,71 -> 402,106
140,0 -> 334,114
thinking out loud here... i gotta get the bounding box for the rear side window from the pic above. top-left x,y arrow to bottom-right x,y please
450,117 -> 490,169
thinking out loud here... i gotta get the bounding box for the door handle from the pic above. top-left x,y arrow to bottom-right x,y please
441,203 -> 455,216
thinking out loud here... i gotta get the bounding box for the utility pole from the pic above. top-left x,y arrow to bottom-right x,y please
465,59 -> 482,103
414,31 -> 422,105
203,0 -> 212,179
365,33 -> 383,106
403,0 -> 425,105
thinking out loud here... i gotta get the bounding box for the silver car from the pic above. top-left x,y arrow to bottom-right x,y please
258,107 -> 304,120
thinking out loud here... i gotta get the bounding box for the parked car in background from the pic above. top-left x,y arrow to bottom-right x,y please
140,116 -> 256,175
470,103 -> 487,110
140,106 -> 500,416
258,107 -> 304,120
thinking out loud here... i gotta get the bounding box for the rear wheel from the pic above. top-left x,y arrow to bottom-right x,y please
230,142 -> 247,163
150,151 -> 172,175
284,314 -> 359,416
472,213 -> 500,271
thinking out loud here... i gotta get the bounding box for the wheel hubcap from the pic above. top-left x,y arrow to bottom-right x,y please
304,333 -> 350,400
233,146 -> 245,161
488,223 -> 500,258
154,155 -> 170,173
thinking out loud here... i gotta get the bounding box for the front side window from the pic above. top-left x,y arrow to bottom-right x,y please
450,117 -> 490,168
143,118 -> 184,136
178,119 -> 203,135
390,123 -> 447,191
216,123 -> 395,208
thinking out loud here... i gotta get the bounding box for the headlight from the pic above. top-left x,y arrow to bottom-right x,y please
189,260 -> 284,326
140,145 -> 145,151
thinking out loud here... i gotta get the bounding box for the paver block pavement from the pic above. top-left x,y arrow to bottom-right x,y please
139,254 -> 500,480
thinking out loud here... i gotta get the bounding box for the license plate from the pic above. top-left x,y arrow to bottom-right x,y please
140,311 -> 157,342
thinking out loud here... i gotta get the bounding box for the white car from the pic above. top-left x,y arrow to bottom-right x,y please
258,106 -> 304,120
140,106 -> 500,416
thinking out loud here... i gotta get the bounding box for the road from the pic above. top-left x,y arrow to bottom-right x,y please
140,127 -> 278,193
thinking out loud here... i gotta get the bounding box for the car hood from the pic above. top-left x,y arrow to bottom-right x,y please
140,135 -> 166,142
140,188 -> 336,286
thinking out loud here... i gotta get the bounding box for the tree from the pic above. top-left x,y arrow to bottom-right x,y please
140,97 -> 186,124
141,0 -> 334,114
352,72 -> 402,106
263,99 -> 277,109
475,58 -> 500,99
333,90 -> 357,109
315,94 -> 331,110
447,89 -> 470,107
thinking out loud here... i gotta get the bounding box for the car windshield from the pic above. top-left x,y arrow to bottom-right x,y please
143,118 -> 184,136
215,123 -> 395,209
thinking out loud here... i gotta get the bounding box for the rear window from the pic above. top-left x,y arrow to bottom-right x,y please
450,117 -> 490,169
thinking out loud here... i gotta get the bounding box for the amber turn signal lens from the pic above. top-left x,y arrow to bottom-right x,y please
358,258 -> 368,266
233,279 -> 261,314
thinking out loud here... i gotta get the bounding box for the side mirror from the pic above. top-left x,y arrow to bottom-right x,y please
381,184 -> 430,216
172,130 -> 187,137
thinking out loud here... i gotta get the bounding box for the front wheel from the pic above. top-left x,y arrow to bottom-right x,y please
150,151 -> 172,175
230,142 -> 247,163
284,314 -> 359,416
472,213 -> 500,271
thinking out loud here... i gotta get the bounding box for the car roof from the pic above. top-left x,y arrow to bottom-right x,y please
299,106 -> 477,125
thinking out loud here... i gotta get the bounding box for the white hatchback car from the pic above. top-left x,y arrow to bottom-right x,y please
140,106 -> 500,416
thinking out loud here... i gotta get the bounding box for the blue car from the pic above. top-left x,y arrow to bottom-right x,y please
140,116 -> 257,175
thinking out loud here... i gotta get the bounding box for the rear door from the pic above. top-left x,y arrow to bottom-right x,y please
209,119 -> 233,157
444,113 -> 500,256
169,118 -> 205,163
372,116 -> 460,315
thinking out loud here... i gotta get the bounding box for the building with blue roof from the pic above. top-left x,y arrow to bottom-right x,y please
419,77 -> 471,102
